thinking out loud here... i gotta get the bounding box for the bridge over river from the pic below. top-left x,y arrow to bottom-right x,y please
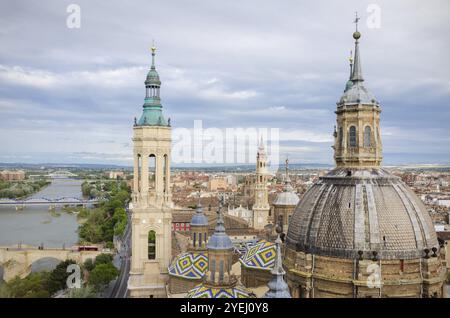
0,197 -> 102,210
0,245 -> 105,282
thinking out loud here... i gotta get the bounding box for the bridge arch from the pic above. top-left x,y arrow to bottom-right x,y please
30,257 -> 66,273
0,247 -> 104,282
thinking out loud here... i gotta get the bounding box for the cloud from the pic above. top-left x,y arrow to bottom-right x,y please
0,0 -> 449,165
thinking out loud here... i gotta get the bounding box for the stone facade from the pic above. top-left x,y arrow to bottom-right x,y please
253,141 -> 270,230
241,266 -> 272,288
284,249 -> 446,298
128,48 -> 174,298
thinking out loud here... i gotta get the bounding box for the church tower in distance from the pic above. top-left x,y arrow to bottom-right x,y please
252,138 -> 270,230
128,46 -> 173,298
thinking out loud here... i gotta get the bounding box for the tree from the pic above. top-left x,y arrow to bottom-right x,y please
88,263 -> 118,291
94,253 -> 114,266
68,285 -> 97,298
47,259 -> 77,295
83,258 -> 95,272
5,272 -> 51,298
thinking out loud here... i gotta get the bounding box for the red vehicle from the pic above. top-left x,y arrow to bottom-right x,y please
77,245 -> 99,251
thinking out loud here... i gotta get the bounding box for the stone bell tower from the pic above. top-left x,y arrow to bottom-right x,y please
128,46 -> 173,298
252,138 -> 270,230
333,19 -> 383,169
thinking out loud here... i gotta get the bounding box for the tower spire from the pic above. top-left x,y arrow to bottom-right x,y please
351,12 -> 363,82
264,226 -> 291,298
283,157 -> 293,192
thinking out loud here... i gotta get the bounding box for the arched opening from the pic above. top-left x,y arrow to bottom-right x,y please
210,259 -> 216,281
364,126 -> 372,147
31,257 -> 62,273
148,154 -> 156,191
193,232 -> 197,247
339,127 -> 343,148
219,260 -> 224,282
349,126 -> 357,148
148,230 -> 156,260
163,154 -> 169,193
137,154 -> 142,192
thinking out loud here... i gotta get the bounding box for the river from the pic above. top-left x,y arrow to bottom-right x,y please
0,179 -> 85,278
0,179 -> 83,248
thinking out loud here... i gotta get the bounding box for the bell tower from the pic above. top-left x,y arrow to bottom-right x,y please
253,138 -> 270,230
128,45 -> 173,298
333,13 -> 383,169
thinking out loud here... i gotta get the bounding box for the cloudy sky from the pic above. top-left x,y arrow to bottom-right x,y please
0,0 -> 449,166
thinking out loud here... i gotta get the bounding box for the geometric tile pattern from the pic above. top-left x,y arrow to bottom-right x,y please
186,284 -> 255,298
168,252 -> 208,280
239,239 -> 276,270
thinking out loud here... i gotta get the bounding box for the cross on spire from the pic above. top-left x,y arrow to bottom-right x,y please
354,11 -> 360,32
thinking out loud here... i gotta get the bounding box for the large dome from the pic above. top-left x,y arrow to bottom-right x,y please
286,168 -> 438,260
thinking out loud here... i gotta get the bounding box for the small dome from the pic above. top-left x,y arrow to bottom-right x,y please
191,204 -> 208,226
145,69 -> 161,86
339,81 -> 377,104
207,209 -> 233,250
207,231 -> 233,250
273,191 -> 300,206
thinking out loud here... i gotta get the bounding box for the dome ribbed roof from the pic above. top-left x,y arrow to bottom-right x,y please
286,168 -> 439,260
191,203 -> 208,226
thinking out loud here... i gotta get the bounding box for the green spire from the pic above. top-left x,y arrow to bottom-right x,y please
137,45 -> 168,127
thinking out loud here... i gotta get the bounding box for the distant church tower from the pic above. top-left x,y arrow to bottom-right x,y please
128,46 -> 173,298
252,138 -> 270,230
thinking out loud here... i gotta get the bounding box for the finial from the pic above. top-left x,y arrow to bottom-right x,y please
150,40 -> 157,69
151,39 -> 157,54
353,12 -> 361,40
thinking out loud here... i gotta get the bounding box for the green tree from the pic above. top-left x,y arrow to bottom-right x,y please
83,258 -> 95,272
47,259 -> 77,294
94,253 -> 114,266
88,263 -> 118,291
5,272 -> 51,298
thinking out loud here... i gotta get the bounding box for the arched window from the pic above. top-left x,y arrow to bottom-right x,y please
364,126 -> 372,147
349,126 -> 357,148
193,232 -> 197,247
148,230 -> 156,260
339,127 -> 343,148
199,233 -> 202,247
210,259 -> 216,281
219,260 -> 224,282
